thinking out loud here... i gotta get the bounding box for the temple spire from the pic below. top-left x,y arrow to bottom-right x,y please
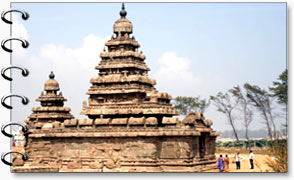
120,3 -> 127,18
49,71 -> 55,79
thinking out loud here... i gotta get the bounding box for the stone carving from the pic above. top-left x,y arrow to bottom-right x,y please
78,119 -> 93,126
64,119 -> 77,126
67,159 -> 82,169
94,118 -> 110,125
110,118 -> 128,125
49,158 -> 62,168
105,158 -> 121,169
13,156 -> 25,166
128,117 -> 144,125
162,117 -> 179,125
29,157 -> 45,167
145,117 -> 158,125
52,121 -> 62,128
89,160 -> 104,169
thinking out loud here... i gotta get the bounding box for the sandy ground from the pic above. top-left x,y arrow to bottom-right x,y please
203,153 -> 272,172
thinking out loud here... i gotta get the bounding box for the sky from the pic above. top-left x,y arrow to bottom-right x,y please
10,2 -> 287,132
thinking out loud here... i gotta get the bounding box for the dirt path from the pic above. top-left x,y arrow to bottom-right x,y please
203,153 -> 272,172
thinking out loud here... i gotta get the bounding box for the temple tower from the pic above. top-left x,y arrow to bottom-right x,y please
25,72 -> 74,130
81,4 -> 179,125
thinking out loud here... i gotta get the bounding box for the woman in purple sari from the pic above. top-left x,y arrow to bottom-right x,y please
217,155 -> 224,172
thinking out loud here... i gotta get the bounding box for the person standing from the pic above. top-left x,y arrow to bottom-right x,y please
223,154 -> 230,172
249,150 -> 254,169
234,152 -> 241,169
217,155 -> 224,172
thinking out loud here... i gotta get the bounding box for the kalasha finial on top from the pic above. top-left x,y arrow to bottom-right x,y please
120,3 -> 127,18
44,71 -> 59,91
49,71 -> 55,79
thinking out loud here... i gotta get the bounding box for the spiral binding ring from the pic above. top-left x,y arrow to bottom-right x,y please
1,94 -> 29,109
1,9 -> 29,24
1,122 -> 29,138
1,38 -> 29,53
1,9 -> 31,167
1,152 -> 29,166
1,66 -> 29,81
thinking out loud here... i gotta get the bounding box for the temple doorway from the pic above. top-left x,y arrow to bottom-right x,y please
199,133 -> 208,158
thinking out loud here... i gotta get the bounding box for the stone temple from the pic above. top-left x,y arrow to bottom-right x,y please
13,4 -> 218,172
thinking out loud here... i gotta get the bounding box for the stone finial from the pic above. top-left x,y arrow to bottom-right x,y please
49,71 -> 55,79
120,3 -> 127,18
44,71 -> 60,91
113,3 -> 132,34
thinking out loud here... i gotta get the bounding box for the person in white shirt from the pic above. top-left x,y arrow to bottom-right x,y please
234,152 -> 241,169
249,150 -> 254,169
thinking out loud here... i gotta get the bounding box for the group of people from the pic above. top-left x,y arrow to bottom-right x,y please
217,150 -> 254,172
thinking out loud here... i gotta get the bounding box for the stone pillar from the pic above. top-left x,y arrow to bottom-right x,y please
194,137 -> 200,161
211,136 -> 216,159
205,135 -> 209,158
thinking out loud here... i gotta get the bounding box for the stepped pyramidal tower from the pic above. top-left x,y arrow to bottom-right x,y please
80,3 -> 179,124
24,72 -> 74,130
14,4 -> 218,172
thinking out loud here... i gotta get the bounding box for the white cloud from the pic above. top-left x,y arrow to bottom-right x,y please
13,32 -> 109,123
12,14 -> 29,39
154,52 -> 202,96
9,15 -> 30,60
39,35 -> 109,71
11,15 -> 109,73
65,34 -> 109,70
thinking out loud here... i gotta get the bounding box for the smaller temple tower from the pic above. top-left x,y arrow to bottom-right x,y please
25,72 -> 74,130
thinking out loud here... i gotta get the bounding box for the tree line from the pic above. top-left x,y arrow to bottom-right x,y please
172,69 -> 287,144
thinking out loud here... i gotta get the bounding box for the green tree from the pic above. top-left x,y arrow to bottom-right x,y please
230,85 -> 254,147
270,69 -> 288,139
269,69 -> 287,104
210,92 -> 240,141
244,83 -> 277,139
172,96 -> 210,115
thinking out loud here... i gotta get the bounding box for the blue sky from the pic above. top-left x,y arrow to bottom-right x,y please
11,2 -> 286,132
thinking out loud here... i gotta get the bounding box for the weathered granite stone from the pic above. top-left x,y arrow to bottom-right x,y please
89,160 -> 104,169
49,158 -> 62,168
67,159 -> 82,169
13,157 -> 25,166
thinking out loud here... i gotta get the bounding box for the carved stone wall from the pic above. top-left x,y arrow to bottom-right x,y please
19,135 -> 216,172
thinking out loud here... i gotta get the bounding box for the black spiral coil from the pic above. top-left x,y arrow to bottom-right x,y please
1,94 -> 29,110
1,152 -> 29,166
1,9 -> 31,166
1,37 -> 29,53
1,122 -> 29,138
1,66 -> 29,81
1,9 -> 29,24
